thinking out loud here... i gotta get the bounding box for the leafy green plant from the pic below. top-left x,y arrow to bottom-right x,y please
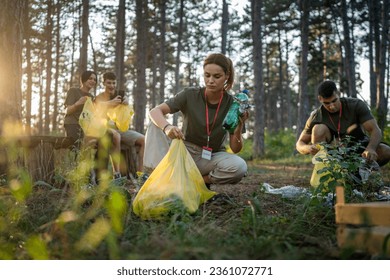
312,136 -> 383,201
0,140 -> 131,260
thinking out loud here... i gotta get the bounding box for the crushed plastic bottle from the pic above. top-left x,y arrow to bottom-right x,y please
222,89 -> 250,133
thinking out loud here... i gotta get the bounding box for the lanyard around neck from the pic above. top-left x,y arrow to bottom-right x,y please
327,102 -> 342,141
205,89 -> 223,147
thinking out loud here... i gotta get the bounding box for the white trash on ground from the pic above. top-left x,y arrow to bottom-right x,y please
261,182 -> 390,202
261,183 -> 310,198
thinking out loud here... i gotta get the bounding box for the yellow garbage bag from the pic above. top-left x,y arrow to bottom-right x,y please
107,104 -> 134,132
79,97 -> 107,138
310,148 -> 331,188
132,139 -> 216,220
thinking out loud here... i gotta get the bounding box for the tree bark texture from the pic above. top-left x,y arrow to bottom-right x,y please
79,0 -> 89,73
296,0 -> 310,141
0,0 -> 25,134
115,0 -> 126,90
134,0 -> 148,133
251,0 -> 265,157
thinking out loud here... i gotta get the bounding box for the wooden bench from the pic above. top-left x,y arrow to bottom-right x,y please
1,135 -> 138,182
335,186 -> 390,257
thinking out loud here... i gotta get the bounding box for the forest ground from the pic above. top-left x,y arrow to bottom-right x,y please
4,151 -> 390,260
200,158 -> 390,259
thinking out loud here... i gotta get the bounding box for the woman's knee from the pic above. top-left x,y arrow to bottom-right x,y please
234,157 -> 248,177
210,156 -> 247,184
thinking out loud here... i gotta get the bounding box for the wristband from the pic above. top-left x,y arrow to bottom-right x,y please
163,124 -> 171,133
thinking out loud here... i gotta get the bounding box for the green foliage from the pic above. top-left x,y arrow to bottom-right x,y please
235,138 -> 254,160
383,125 -> 390,144
239,190 -> 336,259
0,156 -> 131,260
264,129 -> 297,159
313,137 -> 383,201
2,134 -> 386,260
0,158 -> 340,259
234,129 -> 298,161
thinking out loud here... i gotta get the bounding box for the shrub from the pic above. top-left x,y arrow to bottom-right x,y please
313,136 -> 383,201
264,129 -> 297,159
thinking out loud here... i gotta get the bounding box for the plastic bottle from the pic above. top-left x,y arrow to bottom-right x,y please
222,89 -> 250,133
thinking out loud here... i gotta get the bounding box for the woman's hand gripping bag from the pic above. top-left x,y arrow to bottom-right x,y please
132,139 -> 216,220
79,97 -> 107,138
107,104 -> 134,132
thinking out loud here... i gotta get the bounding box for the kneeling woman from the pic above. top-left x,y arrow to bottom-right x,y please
145,53 -> 248,186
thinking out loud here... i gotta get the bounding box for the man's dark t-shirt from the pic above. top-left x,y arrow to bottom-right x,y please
303,97 -> 373,142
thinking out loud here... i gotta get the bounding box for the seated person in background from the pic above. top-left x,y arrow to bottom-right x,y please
64,70 -> 97,148
65,70 -> 121,181
296,80 -> 390,166
95,71 -> 146,174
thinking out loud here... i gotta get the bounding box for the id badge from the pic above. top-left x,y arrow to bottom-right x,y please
202,146 -> 212,160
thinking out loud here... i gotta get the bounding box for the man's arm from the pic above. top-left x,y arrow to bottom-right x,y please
361,119 -> 382,161
296,130 -> 319,155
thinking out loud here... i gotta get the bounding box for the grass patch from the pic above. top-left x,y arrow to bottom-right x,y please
1,131 -> 388,260
0,159 -> 361,260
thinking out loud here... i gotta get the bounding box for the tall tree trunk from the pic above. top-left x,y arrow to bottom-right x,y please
297,0 -> 310,141
151,47 -> 158,108
134,0 -> 147,133
368,0 -> 376,107
44,0 -> 53,134
115,0 -> 126,90
373,0 -> 381,106
24,1 -> 32,134
89,33 -> 97,79
341,0 -> 357,97
70,1 -> 78,85
0,0 -> 25,175
251,0 -> 265,158
285,32 -> 292,129
264,54 -> 270,129
277,22 -> 284,129
159,0 -> 166,103
38,60 -> 44,134
52,1 -> 61,132
221,0 -> 228,54
0,0 -> 25,135
376,0 -> 389,131
79,0 -> 89,73
173,0 -> 185,127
